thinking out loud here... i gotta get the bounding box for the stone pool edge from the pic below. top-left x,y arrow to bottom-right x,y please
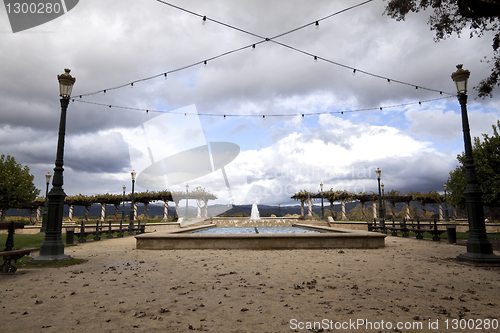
135,224 -> 386,250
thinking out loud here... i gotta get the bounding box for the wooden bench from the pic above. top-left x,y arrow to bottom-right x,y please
385,218 -> 409,237
0,222 -> 39,274
407,218 -> 446,241
75,220 -> 145,243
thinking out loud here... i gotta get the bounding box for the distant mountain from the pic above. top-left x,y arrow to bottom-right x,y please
6,201 -> 442,219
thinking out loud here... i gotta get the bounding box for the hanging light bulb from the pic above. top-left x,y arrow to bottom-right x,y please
387,79 -> 391,84
130,82 -> 134,88
103,89 -> 106,95
352,69 -> 356,76
202,16 -> 207,25
315,21 -> 319,29
204,60 -> 207,68
164,73 -> 167,80
314,56 -> 318,62
252,44 -> 255,51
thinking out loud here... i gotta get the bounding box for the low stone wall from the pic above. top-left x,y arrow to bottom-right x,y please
136,225 -> 386,250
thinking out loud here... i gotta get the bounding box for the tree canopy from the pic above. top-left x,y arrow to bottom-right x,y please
0,155 -> 40,221
385,0 -> 500,97
446,119 -> 500,210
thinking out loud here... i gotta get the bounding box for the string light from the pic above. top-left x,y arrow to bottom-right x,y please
202,15 -> 206,25
74,96 -> 453,118
204,60 -> 207,67
130,82 -> 134,88
315,21 -> 319,29
73,0 -> 453,99
314,56 -> 318,62
387,79 -> 391,84
252,44 -> 255,51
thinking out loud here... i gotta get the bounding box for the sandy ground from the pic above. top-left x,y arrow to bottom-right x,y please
1,235 -> 499,333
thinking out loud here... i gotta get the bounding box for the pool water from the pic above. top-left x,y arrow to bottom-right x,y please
191,226 -> 322,234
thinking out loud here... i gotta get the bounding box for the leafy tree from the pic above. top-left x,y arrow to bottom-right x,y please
385,0 -> 500,97
446,120 -> 500,212
0,155 -> 40,222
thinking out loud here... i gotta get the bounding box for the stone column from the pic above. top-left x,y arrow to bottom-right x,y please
330,201 -> 335,220
197,199 -> 202,218
144,202 -> 149,220
341,200 -> 347,220
68,205 -> 74,222
452,206 -> 457,220
114,204 -> 119,218
438,204 -> 443,220
307,198 -> 312,216
163,201 -> 169,221
29,208 -> 36,225
36,206 -> 42,223
421,203 -> 427,217
390,202 -> 396,218
204,199 -> 209,218
100,203 -> 106,222
361,201 -> 366,220
134,202 -> 138,220
372,201 -> 377,219
300,201 -> 304,217
84,205 -> 90,221
405,202 -> 411,219
174,200 -> 179,219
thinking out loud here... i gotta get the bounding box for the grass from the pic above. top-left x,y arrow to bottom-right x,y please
0,231 -> 135,270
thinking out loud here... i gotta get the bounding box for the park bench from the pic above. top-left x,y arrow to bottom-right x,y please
367,218 -> 387,233
75,220 -> 145,243
0,222 -> 39,274
407,218 -> 446,241
385,218 -> 409,237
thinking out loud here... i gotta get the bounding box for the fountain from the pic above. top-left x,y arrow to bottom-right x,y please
250,203 -> 260,220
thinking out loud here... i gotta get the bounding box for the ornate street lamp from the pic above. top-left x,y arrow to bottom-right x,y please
34,69 -> 75,261
375,168 -> 384,219
320,182 -> 324,220
451,64 -> 499,263
119,185 -> 125,237
128,170 -> 136,234
185,183 -> 189,219
381,183 -> 386,218
444,184 -> 450,222
40,172 -> 51,233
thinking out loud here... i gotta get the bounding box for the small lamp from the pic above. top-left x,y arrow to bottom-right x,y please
451,64 -> 470,94
57,69 -> 76,99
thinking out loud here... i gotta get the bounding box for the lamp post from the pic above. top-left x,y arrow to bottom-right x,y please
451,64 -> 500,263
375,168 -> 384,219
444,184 -> 450,222
119,185 -> 125,237
320,182 -> 324,220
381,183 -> 386,218
185,183 -> 189,220
40,172 -> 51,233
34,69 -> 75,261
278,203 -> 281,217
128,170 -> 136,233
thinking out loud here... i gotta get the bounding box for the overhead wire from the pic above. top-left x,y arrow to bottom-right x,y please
73,95 -> 455,117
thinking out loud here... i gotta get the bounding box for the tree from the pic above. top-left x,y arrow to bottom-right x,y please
446,120 -> 500,212
385,0 -> 500,97
0,155 -> 40,222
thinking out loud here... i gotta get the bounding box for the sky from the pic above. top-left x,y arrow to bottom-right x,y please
1,0 -> 499,207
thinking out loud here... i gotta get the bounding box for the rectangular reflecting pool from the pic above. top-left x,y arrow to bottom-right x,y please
190,226 -> 322,234
135,222 -> 386,250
